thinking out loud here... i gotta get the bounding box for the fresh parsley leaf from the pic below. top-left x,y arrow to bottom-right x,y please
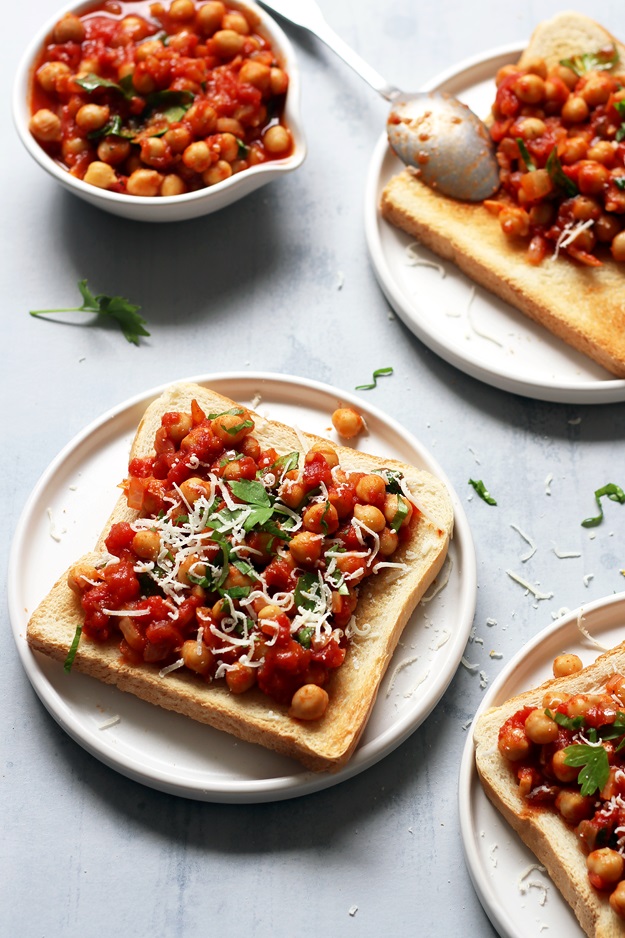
355,366 -> 394,390
560,47 -> 620,76
581,483 -> 625,527
64,622 -> 82,672
546,147 -> 579,197
516,138 -> 537,172
468,479 -> 497,505
563,742 -> 610,796
30,280 -> 149,346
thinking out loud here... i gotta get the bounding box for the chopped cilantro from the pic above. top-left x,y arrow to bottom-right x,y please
581,483 -> 625,527
30,280 -> 149,346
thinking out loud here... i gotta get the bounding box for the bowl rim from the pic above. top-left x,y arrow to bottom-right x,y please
13,0 -> 306,207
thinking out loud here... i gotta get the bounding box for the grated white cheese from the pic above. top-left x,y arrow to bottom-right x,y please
461,656 -> 479,673
552,218 -> 594,260
386,655 -> 420,697
159,658 -> 185,678
510,523 -> 537,562
405,242 -> 446,277
544,472 -> 553,496
98,715 -> 121,730
46,507 -> 66,542
518,864 -> 549,907
552,546 -> 581,559
583,573 -> 594,588
506,569 -> 553,601
421,556 -> 453,604
465,286 -> 503,347
576,608 -> 610,651
430,628 -> 451,651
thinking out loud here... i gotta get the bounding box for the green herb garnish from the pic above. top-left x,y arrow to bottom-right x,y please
294,572 -> 322,612
546,147 -> 579,197
615,178 -> 625,191
563,742 -> 610,796
87,114 -> 136,141
355,366 -> 394,390
225,420 -> 254,436
516,138 -> 537,172
581,483 -> 625,527
616,101 -> 625,143
30,280 -> 149,346
270,451 -> 299,476
295,626 -> 314,649
560,47 -> 620,77
63,623 -> 83,672
380,469 -> 405,494
75,73 -> 134,98
468,479 -> 497,505
228,479 -> 274,531
546,709 -> 585,731
390,494 -> 409,532
219,585 -> 251,601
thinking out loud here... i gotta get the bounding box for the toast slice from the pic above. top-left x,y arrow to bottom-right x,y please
380,13 -> 625,377
27,382 -> 453,772
474,643 -> 625,938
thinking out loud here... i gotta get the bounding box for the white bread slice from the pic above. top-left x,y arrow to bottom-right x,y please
380,13 -> 625,378
27,382 -> 453,772
474,643 -> 625,938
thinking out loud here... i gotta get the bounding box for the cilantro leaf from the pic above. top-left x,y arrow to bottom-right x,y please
469,479 -> 497,505
563,743 -> 610,796
581,483 -> 625,527
30,280 -> 149,346
546,148 -> 579,197
560,47 -> 620,76
355,366 -> 394,390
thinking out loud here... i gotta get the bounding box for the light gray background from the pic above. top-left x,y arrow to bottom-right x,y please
2,1 -> 625,935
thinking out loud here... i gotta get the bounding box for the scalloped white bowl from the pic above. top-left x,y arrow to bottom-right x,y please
13,0 -> 306,222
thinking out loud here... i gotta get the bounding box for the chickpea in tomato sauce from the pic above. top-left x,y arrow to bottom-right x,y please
29,0 -> 293,196
498,660 -> 625,917
485,47 -> 625,265
67,399 -> 418,718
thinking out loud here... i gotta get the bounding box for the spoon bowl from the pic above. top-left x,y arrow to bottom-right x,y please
257,0 -> 500,201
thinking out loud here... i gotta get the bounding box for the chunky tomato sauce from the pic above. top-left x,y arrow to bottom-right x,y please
68,399 -> 418,719
498,673 -> 625,917
485,46 -> 625,265
29,0 -> 292,197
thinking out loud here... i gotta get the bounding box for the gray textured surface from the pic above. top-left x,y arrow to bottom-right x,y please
2,1 -> 625,935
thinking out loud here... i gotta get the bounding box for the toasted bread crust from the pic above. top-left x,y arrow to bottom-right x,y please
380,13 -> 625,377
474,643 -> 625,937
27,382 -> 453,772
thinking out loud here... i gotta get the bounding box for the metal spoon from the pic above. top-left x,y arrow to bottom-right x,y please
257,0 -> 500,201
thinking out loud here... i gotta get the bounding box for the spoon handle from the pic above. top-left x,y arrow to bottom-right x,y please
257,0 -> 401,101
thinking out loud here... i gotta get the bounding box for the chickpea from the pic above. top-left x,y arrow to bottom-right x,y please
571,196 -> 601,222
67,562 -> 102,594
553,653 -> 583,678
263,125 -> 291,154
551,749 -> 579,783
182,638 -> 213,675
169,0 -> 195,19
383,493 -> 413,529
498,723 -> 532,762
216,117 -> 245,136
552,64 -> 579,90
36,61 -> 71,93
289,531 -> 323,566
587,141 -> 616,167
239,60 -> 271,91
177,554 -> 205,585
160,174 -> 186,196
270,67 -> 289,95
517,117 -> 546,140
140,136 -> 171,167
514,73 -> 545,104
378,527 -> 399,556
587,849 -> 624,887
164,125 -> 193,153
555,790 -> 594,824
303,501 -> 339,535
566,693 -> 592,718
595,213 -> 622,244
580,73 -> 614,107
75,104 -> 110,133
499,206 -> 530,238
83,161 -> 118,189
97,137 -> 131,165
29,109 -> 62,142
562,95 -> 590,124
132,529 -> 161,561
542,690 -> 568,710
495,64 -> 519,87
279,474 -> 306,509
578,161 -> 610,196
217,132 -> 239,162
523,57 -> 547,80
355,473 -> 386,505
132,68 -> 157,95
611,231 -> 625,262
203,159 -> 233,185
196,1 -> 225,35
257,604 -> 283,622
54,13 -> 85,43
225,661 -> 256,694
135,39 -> 164,62
179,476 -> 210,505
222,11 -> 250,34
289,684 -> 329,720
116,15 -> 152,44
353,503 -> 386,533
62,137 -> 90,160
211,411 -> 251,444
307,441 -> 339,469
561,135 -> 589,165
332,406 -> 364,439
524,709 -> 558,744
610,882 -> 625,919
126,168 -> 163,196
186,101 -> 218,136
212,29 -> 246,58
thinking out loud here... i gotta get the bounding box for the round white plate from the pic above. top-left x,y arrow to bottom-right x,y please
460,592 -> 625,937
9,372 -> 476,803
364,45 -> 625,405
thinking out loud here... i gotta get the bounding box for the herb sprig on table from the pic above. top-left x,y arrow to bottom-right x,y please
30,280 -> 149,346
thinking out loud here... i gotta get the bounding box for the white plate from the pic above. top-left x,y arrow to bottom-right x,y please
364,45 -> 625,405
9,372 -> 476,803
460,592 -> 625,937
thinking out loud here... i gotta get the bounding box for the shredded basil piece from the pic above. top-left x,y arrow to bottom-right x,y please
390,494 -> 409,532
581,483 -> 625,527
516,138 -> 536,172
225,420 -> 253,436
294,572 -> 321,612
355,367 -> 394,390
64,623 -> 83,672
468,479 -> 497,505
546,709 -> 585,731
546,147 -> 579,197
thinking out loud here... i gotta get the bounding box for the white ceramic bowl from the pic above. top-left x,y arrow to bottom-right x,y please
13,0 -> 306,222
